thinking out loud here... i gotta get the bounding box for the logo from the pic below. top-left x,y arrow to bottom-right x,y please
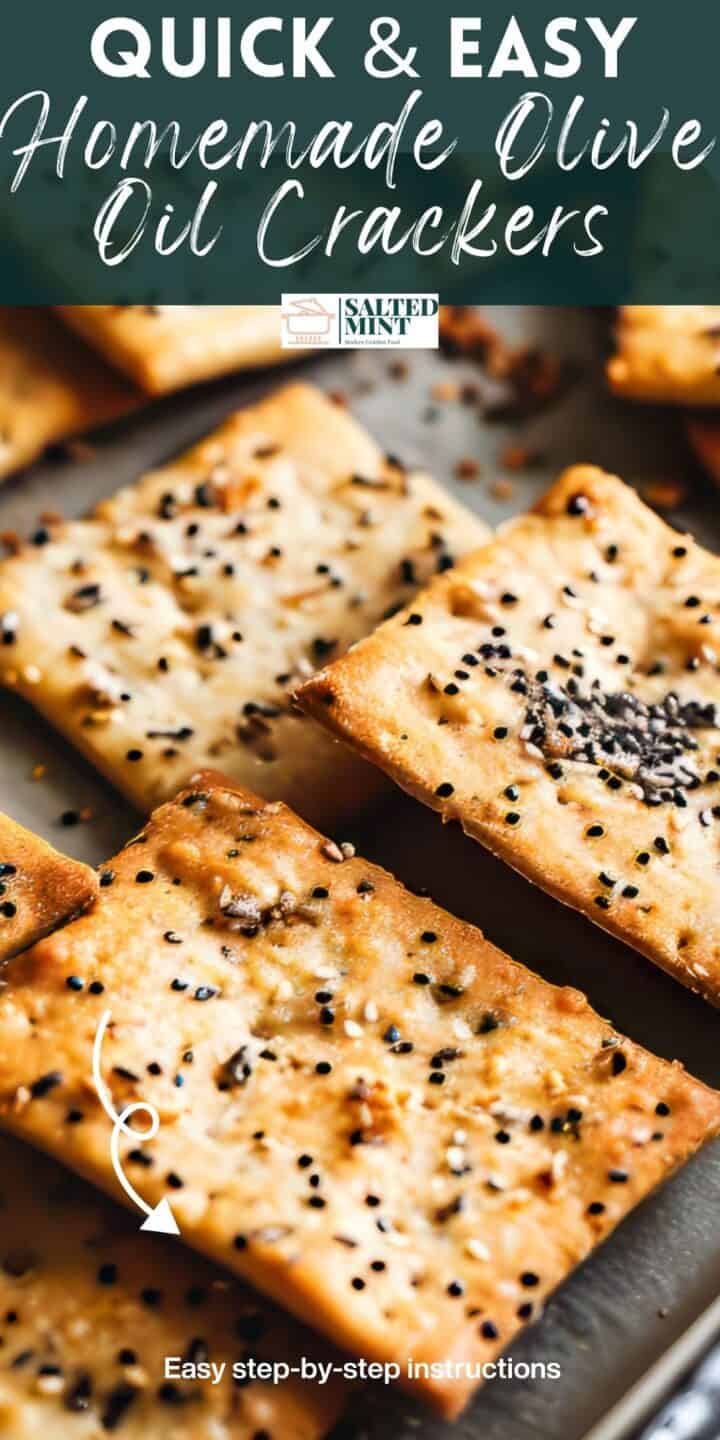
281,294 -> 439,349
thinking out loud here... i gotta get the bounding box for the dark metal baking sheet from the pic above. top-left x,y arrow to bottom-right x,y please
1,307 -> 718,1440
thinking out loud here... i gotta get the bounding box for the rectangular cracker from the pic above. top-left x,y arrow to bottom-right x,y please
0,811 -> 97,960
0,774 -> 716,1418
0,307 -> 140,481
0,1132 -> 345,1438
57,306 -> 289,394
608,306 -> 720,405
0,382 -> 487,827
299,466 -> 720,1004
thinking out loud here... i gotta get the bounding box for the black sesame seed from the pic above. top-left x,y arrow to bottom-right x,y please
30,1071 -> 62,1099
567,494 -> 590,516
477,1012 -> 499,1034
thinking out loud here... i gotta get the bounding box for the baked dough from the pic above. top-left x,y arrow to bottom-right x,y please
608,306 -> 720,405
0,308 -> 139,482
57,307 -> 289,394
0,1131 -> 345,1438
300,466 -> 720,1005
0,811 -> 96,960
0,774 -> 716,1418
0,382 -> 486,826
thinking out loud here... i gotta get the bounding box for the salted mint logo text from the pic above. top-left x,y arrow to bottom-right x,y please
281,295 -> 439,349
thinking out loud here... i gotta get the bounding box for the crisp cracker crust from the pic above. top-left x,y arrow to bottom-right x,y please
0,308 -> 139,481
299,466 -> 720,1005
57,306 -> 290,394
0,811 -> 97,960
0,774 -> 716,1418
0,382 -> 486,827
0,1131 -> 345,1438
608,306 -> 720,406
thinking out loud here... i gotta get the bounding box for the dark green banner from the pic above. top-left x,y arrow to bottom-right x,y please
0,1 -> 718,300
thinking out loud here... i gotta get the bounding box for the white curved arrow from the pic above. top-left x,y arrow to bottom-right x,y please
92,1010 -> 180,1235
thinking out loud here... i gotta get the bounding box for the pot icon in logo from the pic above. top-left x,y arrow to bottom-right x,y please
282,296 -> 334,346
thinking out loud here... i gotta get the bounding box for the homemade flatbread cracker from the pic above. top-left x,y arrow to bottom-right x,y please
57,306 -> 289,394
608,306 -> 720,405
0,308 -> 139,482
0,775 -> 716,1419
0,811 -> 96,961
0,1131 -> 345,1439
300,467 -> 720,1005
0,383 -> 486,826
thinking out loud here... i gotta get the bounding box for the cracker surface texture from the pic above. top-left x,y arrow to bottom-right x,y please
0,774 -> 716,1417
300,467 -> 720,1004
0,383 -> 486,825
0,811 -> 97,960
58,306 -> 290,393
0,1131 -> 344,1438
608,306 -> 720,405
0,307 -> 139,481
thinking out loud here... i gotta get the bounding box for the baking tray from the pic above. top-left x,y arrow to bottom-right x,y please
1,307 -> 719,1440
